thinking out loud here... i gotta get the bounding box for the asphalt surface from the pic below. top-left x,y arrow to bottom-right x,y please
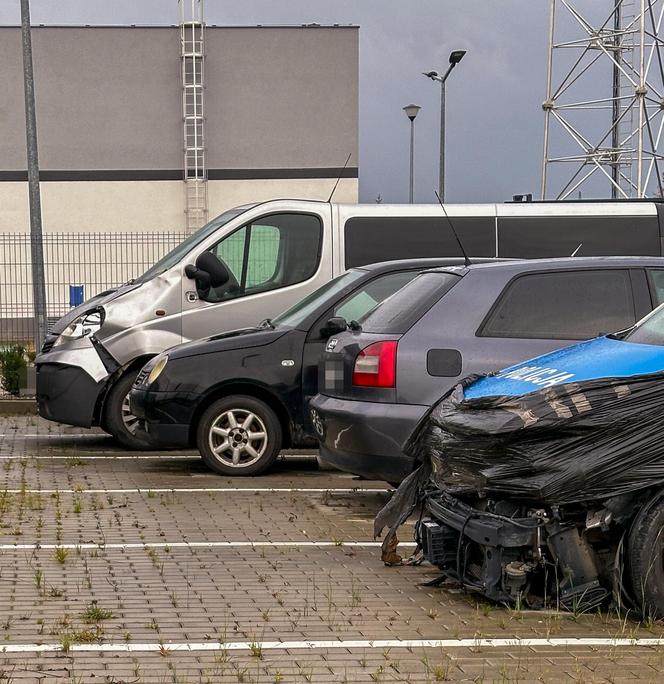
0,415 -> 663,682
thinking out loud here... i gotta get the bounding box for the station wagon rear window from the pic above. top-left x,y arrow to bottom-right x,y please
359,272 -> 461,334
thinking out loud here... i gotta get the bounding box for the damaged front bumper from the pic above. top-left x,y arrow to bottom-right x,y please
36,338 -> 118,428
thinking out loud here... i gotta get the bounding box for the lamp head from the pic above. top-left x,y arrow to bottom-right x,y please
403,103 -> 421,121
449,50 -> 467,65
423,70 -> 439,80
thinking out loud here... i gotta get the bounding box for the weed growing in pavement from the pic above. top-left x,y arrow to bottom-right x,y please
89,494 -> 104,511
60,627 -> 100,652
81,603 -> 113,623
34,569 -> 44,593
349,572 -> 362,608
249,641 -> 263,658
231,663 -> 250,682
54,547 -> 68,564
65,456 -> 88,468
370,664 -> 385,681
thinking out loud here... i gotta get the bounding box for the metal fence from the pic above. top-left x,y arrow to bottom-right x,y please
0,232 -> 188,350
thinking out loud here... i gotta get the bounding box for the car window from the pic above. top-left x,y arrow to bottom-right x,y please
135,204 -> 255,283
333,271 -> 418,322
624,303 -> 664,346
203,213 -> 322,302
214,226 -> 246,283
245,224 -> 280,287
272,270 -> 366,329
648,269 -> 664,306
360,271 -> 461,334
481,269 -> 636,340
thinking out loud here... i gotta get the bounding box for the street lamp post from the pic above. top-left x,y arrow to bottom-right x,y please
20,0 -> 47,353
423,49 -> 466,203
403,103 -> 421,203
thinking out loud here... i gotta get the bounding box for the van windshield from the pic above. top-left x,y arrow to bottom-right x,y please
272,270 -> 366,329
134,204 -> 257,284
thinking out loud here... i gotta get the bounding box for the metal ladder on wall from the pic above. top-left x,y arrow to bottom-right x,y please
180,0 -> 208,232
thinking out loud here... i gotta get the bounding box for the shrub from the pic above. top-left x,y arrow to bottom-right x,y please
0,345 -> 27,396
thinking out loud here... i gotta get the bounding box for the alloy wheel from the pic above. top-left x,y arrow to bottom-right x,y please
208,408 -> 268,468
121,393 -> 140,435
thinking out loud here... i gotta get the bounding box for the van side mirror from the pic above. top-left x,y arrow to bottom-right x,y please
320,316 -> 347,338
185,252 -> 230,290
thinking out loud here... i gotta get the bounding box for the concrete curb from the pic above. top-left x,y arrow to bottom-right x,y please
0,399 -> 38,415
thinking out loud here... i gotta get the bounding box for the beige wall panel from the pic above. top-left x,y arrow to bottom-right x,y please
0,183 -> 29,232
207,178 -> 358,216
0,179 -> 358,233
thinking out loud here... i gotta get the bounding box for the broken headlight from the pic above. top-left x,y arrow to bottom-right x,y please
53,308 -> 105,348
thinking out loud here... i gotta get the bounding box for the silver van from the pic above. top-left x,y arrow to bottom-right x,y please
35,198 -> 664,447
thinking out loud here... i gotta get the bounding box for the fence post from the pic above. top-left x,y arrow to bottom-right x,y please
20,0 -> 47,353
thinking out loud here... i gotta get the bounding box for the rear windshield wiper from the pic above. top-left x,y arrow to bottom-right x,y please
259,318 -> 275,329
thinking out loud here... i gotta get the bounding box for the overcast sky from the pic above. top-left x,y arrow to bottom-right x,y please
0,0 -> 550,204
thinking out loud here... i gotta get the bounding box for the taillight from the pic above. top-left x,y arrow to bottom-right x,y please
352,340 -> 398,388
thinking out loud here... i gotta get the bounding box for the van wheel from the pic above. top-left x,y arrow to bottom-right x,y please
628,496 -> 664,619
104,370 -> 152,450
197,396 -> 282,476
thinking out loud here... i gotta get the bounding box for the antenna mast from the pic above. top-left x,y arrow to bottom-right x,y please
541,0 -> 664,200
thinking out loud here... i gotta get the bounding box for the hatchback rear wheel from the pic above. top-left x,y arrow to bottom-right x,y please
197,396 -> 282,476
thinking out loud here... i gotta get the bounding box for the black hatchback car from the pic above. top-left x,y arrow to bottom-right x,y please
311,256 -> 664,483
129,258 -> 483,475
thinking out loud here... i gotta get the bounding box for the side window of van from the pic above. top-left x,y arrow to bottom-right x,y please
205,213 -> 322,302
480,269 -> 636,340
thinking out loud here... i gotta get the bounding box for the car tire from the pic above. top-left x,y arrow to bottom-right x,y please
197,396 -> 282,476
628,496 -> 664,619
104,370 -> 153,450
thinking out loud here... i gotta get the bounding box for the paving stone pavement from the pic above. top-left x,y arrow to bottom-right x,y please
1,416 -> 664,682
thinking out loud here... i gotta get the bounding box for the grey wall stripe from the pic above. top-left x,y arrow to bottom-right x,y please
0,167 -> 359,182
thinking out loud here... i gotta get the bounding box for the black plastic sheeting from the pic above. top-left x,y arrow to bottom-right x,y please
375,371 -> 664,548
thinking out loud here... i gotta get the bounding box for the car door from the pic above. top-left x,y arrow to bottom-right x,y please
298,269 -> 421,425
181,210 -> 331,342
473,267 -> 651,372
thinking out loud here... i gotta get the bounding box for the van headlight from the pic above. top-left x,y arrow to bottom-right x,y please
147,355 -> 169,385
53,308 -> 105,348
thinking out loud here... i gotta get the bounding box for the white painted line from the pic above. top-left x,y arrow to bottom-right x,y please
2,487 -> 389,494
0,455 -> 199,460
0,434 -> 103,439
0,454 -> 316,461
2,637 -> 664,654
0,540 -> 405,551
